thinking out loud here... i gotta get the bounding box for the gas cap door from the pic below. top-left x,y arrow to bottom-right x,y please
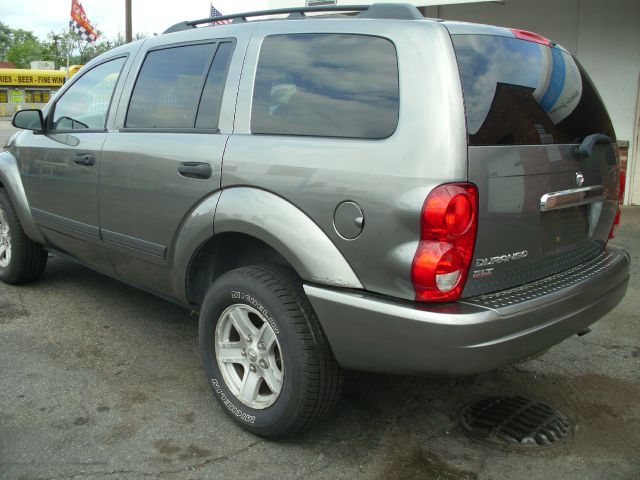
333,201 -> 364,240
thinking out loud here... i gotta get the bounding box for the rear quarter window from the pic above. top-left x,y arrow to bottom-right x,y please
251,33 -> 399,139
451,34 -> 615,146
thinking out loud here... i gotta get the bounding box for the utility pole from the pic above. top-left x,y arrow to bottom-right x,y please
125,0 -> 132,43
52,35 -> 60,70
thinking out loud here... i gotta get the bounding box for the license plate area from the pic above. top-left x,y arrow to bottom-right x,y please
540,205 -> 589,254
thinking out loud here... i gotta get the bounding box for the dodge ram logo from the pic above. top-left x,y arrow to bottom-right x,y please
576,172 -> 585,187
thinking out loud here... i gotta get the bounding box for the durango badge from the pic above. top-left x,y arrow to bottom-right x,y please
476,250 -> 529,267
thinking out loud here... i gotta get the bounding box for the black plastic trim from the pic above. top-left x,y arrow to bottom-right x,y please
31,208 -> 100,239
101,229 -> 167,259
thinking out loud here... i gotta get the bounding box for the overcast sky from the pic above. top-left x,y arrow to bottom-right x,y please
1,0 -> 269,40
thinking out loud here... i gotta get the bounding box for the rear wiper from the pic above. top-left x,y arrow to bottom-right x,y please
575,133 -> 612,159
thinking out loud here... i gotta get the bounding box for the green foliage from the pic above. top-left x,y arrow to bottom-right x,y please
1,22 -> 147,69
6,38 -> 49,68
1,22 -> 41,64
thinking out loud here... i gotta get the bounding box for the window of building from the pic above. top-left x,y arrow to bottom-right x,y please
0,90 -> 7,103
126,43 -> 217,129
251,33 -> 399,139
25,90 -> 50,103
51,56 -> 126,131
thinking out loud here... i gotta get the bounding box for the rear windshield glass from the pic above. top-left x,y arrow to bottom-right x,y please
451,34 -> 615,146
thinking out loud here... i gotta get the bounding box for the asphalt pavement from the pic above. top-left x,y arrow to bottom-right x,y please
1,118 -> 639,479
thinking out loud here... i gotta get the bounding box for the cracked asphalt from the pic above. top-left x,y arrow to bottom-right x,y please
1,118 -> 639,479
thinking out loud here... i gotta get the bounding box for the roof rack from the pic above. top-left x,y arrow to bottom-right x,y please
163,3 -> 424,34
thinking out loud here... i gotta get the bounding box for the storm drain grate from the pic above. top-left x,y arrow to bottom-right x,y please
460,396 -> 573,447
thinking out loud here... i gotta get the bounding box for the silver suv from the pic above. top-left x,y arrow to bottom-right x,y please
1,4 -> 630,437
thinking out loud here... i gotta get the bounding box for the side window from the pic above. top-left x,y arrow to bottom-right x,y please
195,42 -> 234,130
51,57 -> 126,131
251,34 -> 399,139
126,43 -> 216,129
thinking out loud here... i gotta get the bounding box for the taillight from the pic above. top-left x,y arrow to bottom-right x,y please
609,170 -> 625,239
411,183 -> 478,302
511,28 -> 552,46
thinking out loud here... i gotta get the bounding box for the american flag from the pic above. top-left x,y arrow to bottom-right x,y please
210,4 -> 232,25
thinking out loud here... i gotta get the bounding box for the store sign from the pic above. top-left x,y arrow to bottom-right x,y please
0,70 -> 66,87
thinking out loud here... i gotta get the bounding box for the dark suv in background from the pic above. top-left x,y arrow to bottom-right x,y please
1,4 -> 629,437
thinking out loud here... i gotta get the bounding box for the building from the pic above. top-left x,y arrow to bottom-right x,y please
0,68 -> 67,116
266,0 -> 640,205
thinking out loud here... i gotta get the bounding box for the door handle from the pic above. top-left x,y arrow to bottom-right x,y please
177,162 -> 212,179
73,153 -> 95,166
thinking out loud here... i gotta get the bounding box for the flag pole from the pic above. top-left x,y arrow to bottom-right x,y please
65,29 -> 71,80
66,1 -> 71,80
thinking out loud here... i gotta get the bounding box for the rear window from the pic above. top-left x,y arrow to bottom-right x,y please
251,33 -> 399,139
451,34 -> 615,146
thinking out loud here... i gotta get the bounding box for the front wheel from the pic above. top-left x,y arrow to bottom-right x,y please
199,264 -> 342,438
0,188 -> 47,284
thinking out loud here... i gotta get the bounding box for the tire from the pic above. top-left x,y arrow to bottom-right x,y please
0,188 -> 48,284
199,264 -> 343,438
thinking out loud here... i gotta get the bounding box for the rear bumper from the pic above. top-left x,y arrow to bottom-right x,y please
305,245 -> 630,376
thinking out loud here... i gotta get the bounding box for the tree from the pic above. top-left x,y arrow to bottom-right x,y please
6,38 -> 48,68
0,23 -> 12,60
1,22 -> 149,69
43,30 -> 148,67
1,22 -> 45,67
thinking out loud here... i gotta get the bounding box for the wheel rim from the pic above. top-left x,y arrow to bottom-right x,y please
215,304 -> 284,409
0,205 -> 11,268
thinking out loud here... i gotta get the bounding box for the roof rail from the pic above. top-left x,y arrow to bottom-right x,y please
163,3 -> 423,34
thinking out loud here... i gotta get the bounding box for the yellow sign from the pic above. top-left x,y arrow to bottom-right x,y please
0,69 -> 66,87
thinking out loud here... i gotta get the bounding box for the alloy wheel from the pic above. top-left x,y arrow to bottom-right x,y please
215,304 -> 284,409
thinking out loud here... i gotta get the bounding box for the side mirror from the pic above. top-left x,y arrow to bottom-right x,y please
12,109 -> 44,132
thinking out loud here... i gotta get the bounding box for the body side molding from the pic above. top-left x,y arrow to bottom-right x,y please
32,208 -> 100,240
102,228 -> 167,259
214,187 -> 363,289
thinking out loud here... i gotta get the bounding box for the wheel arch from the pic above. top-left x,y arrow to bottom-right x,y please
0,151 -> 45,244
185,232 -> 290,305
173,187 -> 363,306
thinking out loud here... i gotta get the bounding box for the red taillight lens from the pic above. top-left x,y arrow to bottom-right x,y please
511,28 -> 552,46
609,170 -> 626,239
411,183 -> 478,302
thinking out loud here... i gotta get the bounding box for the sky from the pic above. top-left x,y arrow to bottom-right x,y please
1,0 -> 270,40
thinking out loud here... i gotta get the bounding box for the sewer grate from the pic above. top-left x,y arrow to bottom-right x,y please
460,396 -> 573,447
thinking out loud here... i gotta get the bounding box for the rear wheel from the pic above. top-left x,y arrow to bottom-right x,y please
0,188 -> 47,285
199,264 -> 342,438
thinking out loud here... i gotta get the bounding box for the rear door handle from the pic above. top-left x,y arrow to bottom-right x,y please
540,185 -> 604,211
177,162 -> 212,179
73,153 -> 95,166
